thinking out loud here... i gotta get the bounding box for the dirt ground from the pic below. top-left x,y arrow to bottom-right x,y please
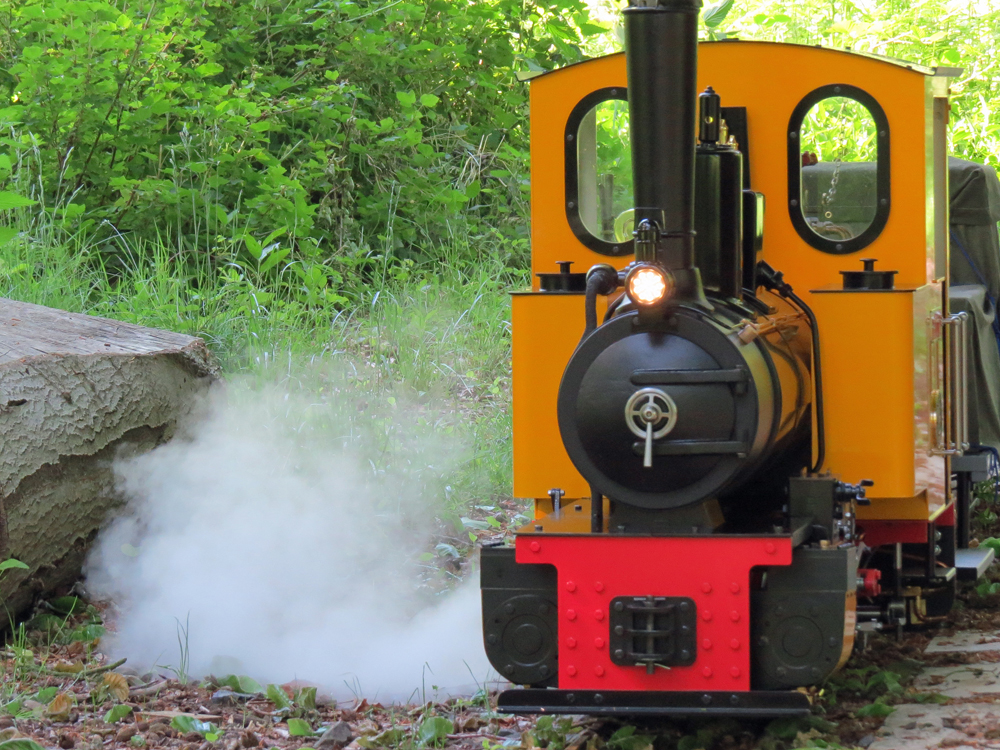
3,503 -> 1000,750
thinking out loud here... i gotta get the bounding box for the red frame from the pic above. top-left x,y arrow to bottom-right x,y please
515,534 -> 793,691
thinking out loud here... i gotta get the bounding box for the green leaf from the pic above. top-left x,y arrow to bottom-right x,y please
396,90 -> 417,108
170,716 -> 218,737
0,559 -> 29,572
69,624 -> 106,642
194,63 -> 224,78
702,0 -> 734,28
295,686 -> 317,709
218,675 -> 263,694
419,93 -> 439,107
49,596 -> 83,615
0,741 -> 49,750
34,687 -> 58,703
856,701 -> 895,718
287,719 -> 314,737
104,705 -> 133,723
0,227 -> 15,247
417,716 -> 454,747
0,192 -> 35,210
266,684 -> 293,711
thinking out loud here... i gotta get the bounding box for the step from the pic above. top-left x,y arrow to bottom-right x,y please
955,546 -> 996,581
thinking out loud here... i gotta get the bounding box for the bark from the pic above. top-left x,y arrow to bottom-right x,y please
0,298 -> 217,628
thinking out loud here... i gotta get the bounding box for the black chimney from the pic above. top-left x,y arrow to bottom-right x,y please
624,0 -> 702,297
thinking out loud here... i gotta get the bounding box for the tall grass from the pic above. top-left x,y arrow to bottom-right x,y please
0,169 -> 526,510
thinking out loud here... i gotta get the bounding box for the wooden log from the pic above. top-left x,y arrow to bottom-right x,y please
0,298 -> 217,627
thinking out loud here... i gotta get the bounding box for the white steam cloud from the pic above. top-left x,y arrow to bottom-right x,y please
84,375 -> 494,702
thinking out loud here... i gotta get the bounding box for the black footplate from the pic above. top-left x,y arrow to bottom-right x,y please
497,689 -> 811,717
609,596 -> 697,670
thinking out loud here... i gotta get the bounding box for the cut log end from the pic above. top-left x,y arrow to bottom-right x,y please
0,298 -> 218,628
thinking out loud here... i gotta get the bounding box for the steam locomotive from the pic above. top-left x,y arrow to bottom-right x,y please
480,0 -> 999,717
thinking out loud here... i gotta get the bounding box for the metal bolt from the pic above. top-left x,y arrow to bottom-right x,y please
504,603 -> 515,615
566,693 -> 576,703
701,694 -> 712,706
593,694 -> 604,705
539,665 -> 549,676
505,664 -> 515,675
614,649 -> 624,659
614,601 -> 624,612
776,667 -> 787,677
680,649 -> 691,661
729,695 -> 740,706
574,504 -> 582,511
614,625 -> 624,636
836,244 -> 844,251
790,199 -> 799,207
567,134 -> 574,142
567,201 -> 576,209
534,525 -> 542,531
487,634 -> 498,645
679,601 -> 690,613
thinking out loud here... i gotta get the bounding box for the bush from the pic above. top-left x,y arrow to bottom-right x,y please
0,0 -> 594,279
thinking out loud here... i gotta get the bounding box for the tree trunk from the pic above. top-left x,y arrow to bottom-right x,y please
0,298 -> 217,628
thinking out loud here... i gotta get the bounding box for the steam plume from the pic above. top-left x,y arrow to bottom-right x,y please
84,374 -> 494,702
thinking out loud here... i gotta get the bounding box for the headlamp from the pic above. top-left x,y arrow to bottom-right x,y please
625,264 -> 673,307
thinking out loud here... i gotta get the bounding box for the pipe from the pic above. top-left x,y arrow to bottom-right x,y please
623,0 -> 701,271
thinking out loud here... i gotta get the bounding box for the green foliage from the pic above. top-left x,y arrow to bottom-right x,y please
417,716 -> 454,747
725,0 -> 1000,169
286,718 -> 316,737
170,715 -> 221,742
607,725 -> 654,750
822,663 -> 907,706
0,741 -> 48,750
855,698 -> 895,718
0,559 -> 28,575
529,716 -> 576,750
0,0 -> 596,281
216,674 -> 263,695
104,704 -> 133,724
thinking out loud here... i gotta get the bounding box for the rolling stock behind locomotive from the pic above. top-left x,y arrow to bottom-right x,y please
480,0 -> 1000,717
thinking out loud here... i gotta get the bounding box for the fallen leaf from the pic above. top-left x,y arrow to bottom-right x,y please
46,692 -> 74,721
104,673 -> 130,702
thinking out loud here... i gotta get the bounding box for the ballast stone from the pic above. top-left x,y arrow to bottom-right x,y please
0,297 -> 217,629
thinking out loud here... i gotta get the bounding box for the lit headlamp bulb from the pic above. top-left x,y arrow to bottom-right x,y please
626,265 -> 673,306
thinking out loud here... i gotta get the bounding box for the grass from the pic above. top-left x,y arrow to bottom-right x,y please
0,199 -> 526,513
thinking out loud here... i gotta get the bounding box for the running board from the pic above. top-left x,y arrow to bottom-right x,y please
956,546 -> 996,581
497,689 -> 811,718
